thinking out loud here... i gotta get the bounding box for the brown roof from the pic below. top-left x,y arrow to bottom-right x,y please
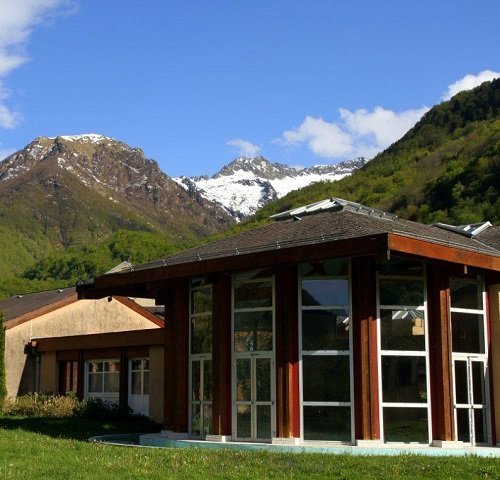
476,226 -> 500,252
0,288 -> 77,322
128,205 -> 499,272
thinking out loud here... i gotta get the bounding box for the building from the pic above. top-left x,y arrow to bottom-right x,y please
33,198 -> 500,446
0,287 -> 165,422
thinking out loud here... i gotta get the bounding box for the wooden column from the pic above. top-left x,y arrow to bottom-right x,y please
427,263 -> 454,441
163,280 -> 190,432
352,256 -> 380,440
212,273 -> 232,436
119,347 -> 128,409
275,265 -> 300,438
76,350 -> 84,401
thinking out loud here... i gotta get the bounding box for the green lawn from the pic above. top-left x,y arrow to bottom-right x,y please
0,416 -> 499,479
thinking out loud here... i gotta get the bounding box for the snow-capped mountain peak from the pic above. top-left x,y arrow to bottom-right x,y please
175,156 -> 368,220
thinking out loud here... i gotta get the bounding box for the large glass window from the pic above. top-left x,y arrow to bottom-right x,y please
450,277 -> 490,445
233,270 -> 275,441
378,258 -> 429,443
300,259 -> 352,442
190,279 -> 212,437
86,359 -> 120,403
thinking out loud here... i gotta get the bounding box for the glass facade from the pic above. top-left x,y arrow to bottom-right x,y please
378,258 -> 429,443
300,259 -> 352,441
190,280 -> 212,437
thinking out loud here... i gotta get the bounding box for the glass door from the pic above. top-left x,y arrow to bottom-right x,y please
128,358 -> 149,416
232,270 -> 275,441
453,356 -> 488,444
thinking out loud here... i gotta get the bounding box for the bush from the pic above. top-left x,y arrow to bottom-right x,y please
2,393 -> 79,417
74,397 -> 133,420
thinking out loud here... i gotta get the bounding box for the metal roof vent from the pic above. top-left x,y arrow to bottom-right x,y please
433,221 -> 492,238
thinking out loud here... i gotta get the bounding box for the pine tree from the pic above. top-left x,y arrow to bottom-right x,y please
0,312 -> 6,408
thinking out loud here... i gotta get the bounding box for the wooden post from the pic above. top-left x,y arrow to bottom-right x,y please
427,263 -> 454,441
352,256 -> 380,440
119,347 -> 128,409
212,273 -> 232,436
275,265 -> 300,438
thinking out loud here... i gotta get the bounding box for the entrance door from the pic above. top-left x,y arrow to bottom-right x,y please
234,354 -> 273,441
453,356 -> 488,445
128,358 -> 149,416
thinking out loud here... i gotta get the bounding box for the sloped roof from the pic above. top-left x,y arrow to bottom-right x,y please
0,288 -> 77,322
476,226 -> 500,252
125,198 -> 499,272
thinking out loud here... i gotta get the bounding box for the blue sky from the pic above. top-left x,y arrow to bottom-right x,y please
0,1 -> 499,177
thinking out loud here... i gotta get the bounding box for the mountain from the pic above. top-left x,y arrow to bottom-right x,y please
253,79 -> 500,226
174,156 -> 367,219
0,134 -> 233,280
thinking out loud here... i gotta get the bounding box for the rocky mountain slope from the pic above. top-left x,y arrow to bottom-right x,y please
0,134 -> 232,277
174,156 -> 367,219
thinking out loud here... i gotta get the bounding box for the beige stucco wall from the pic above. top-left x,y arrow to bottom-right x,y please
148,345 -> 165,424
490,284 -> 500,444
5,297 -> 159,397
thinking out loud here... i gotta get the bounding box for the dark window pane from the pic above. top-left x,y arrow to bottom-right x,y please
234,311 -> 272,352
256,358 -> 271,402
303,406 -> 351,441
303,356 -> 350,402
454,360 -> 468,404
104,372 -> 120,393
236,359 -> 251,401
302,309 -> 349,351
450,279 -> 482,311
237,405 -> 251,438
474,409 -> 487,443
456,408 -> 469,442
131,372 -> 141,395
191,361 -> 200,401
379,279 -> 424,306
191,314 -> 212,354
191,403 -> 201,437
88,362 -> 102,373
378,258 -> 423,276
143,371 -> 149,395
383,407 -> 428,443
203,360 -> 212,402
301,260 -> 348,277
191,288 -> 212,314
257,405 -> 271,440
143,359 -> 149,371
131,359 -> 142,371
302,279 -> 348,306
380,309 -> 425,351
451,312 -> 485,354
234,281 -> 272,309
472,361 -> 486,405
89,373 -> 102,393
203,405 -> 212,436
382,356 -> 427,403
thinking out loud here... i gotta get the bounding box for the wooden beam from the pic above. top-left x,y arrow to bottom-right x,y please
352,256 -> 380,440
388,233 -> 500,271
275,265 -> 300,438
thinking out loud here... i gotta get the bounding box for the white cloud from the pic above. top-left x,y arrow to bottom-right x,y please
278,106 -> 428,161
227,138 -> 261,157
443,70 -> 500,100
0,0 -> 75,128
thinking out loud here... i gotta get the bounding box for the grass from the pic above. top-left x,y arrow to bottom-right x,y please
0,416 -> 499,479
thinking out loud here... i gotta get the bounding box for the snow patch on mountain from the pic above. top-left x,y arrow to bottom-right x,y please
174,156 -> 368,219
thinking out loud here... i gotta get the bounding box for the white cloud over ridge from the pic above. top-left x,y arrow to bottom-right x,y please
0,0 -> 74,128
278,106 -> 429,161
443,70 -> 500,100
227,138 -> 261,157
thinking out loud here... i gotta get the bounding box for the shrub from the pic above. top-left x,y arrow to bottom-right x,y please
2,393 -> 79,417
75,397 -> 133,420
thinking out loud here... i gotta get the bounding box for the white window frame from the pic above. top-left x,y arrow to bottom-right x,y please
189,283 -> 213,438
128,357 -> 149,416
377,267 -> 432,445
299,259 -> 354,444
231,272 -> 276,442
84,358 -> 120,404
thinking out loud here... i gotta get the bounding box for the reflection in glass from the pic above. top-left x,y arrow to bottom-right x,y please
234,311 -> 273,352
191,404 -> 201,437
379,279 -> 424,306
191,288 -> 212,314
234,281 -> 273,309
302,309 -> 349,351
380,309 -> 425,351
382,356 -> 427,403
236,359 -> 251,401
257,405 -> 271,440
383,407 -> 428,443
203,405 -> 212,435
191,315 -> 212,354
237,405 -> 251,438
303,356 -> 350,402
191,361 -> 200,401
450,279 -> 482,311
302,279 -> 348,306
256,358 -> 271,402
203,360 -> 212,401
303,406 -> 351,441
301,260 -> 348,277
104,372 -> 119,393
451,312 -> 485,354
